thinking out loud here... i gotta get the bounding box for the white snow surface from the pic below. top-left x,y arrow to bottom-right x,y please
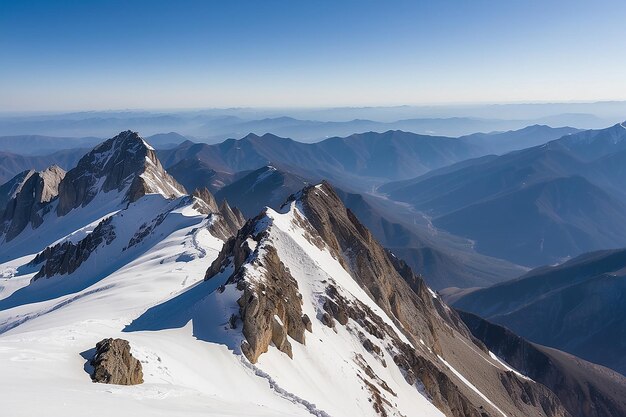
0,192 -> 448,417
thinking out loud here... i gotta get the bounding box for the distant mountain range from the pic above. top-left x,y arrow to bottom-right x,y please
381,123 -> 626,266
0,124 -> 578,193
0,148 -> 87,184
158,125 -> 579,192
3,126 -> 559,291
157,131 -> 483,191
0,132 -> 189,155
3,123 -> 625,278
1,103 -> 620,140
451,247 -> 626,376
460,125 -> 579,154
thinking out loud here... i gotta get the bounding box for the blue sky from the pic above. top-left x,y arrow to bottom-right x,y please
2,0 -> 626,111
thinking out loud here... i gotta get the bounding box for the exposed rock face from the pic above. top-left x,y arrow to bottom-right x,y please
191,188 -> 245,240
205,181 -> 570,417
57,130 -> 186,216
237,245 -> 308,362
38,165 -> 66,202
90,338 -> 143,385
192,187 -> 219,213
0,170 -> 34,212
0,165 -> 66,241
459,311 -> 626,417
207,199 -> 246,241
29,216 -> 116,280
206,217 -> 309,363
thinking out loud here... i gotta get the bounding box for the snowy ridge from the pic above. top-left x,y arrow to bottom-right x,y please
203,201 -> 444,417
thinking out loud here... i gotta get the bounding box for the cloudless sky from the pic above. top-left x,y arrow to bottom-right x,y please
2,0 -> 626,111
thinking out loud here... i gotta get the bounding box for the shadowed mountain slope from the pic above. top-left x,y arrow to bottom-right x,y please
458,311 -> 626,417
453,248 -> 626,375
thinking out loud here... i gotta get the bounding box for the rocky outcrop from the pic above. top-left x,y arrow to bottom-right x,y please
0,169 -> 34,212
37,165 -> 66,203
29,216 -> 115,280
237,245 -> 307,362
207,199 -> 246,241
57,130 -> 185,216
90,338 -> 143,385
192,187 -> 219,213
459,311 -> 626,417
0,165 -> 66,241
191,188 -> 245,240
206,217 -> 310,363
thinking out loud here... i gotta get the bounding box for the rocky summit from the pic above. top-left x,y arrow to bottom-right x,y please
0,165 -> 65,241
56,130 -> 186,216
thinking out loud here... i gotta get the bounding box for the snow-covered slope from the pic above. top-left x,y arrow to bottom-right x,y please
0,134 -> 571,417
0,131 -> 186,262
0,198 -> 307,417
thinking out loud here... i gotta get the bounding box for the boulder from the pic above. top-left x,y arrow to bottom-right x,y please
90,338 -> 143,385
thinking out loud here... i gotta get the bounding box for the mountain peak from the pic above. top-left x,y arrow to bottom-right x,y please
1,164 -> 66,241
92,130 -> 153,153
57,131 -> 185,216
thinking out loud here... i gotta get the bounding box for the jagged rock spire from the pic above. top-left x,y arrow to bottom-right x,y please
0,165 -> 66,241
57,130 -> 186,216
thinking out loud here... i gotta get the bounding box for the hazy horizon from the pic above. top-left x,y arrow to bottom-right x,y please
3,99 -> 626,115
